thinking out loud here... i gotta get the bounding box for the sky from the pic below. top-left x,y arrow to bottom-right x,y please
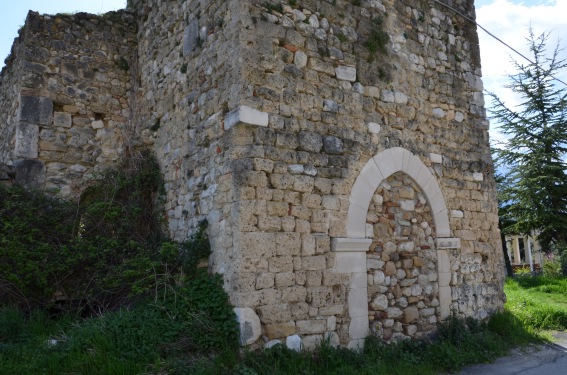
0,0 -> 565,144
475,0 -> 567,145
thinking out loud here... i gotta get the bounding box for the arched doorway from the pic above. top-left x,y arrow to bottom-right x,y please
332,147 -> 460,349
367,172 -> 439,341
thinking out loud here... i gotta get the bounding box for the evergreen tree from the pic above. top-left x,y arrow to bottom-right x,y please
494,173 -> 515,276
490,30 -> 567,255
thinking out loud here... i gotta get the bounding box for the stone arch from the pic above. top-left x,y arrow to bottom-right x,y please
347,147 -> 449,239
332,147 -> 458,349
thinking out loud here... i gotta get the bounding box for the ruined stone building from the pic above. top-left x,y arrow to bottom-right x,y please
0,0 -> 505,349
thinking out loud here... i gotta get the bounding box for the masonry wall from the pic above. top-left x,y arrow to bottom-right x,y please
0,0 -> 505,350
130,0 -> 260,294
216,0 -> 504,348
0,28 -> 25,167
0,10 -> 137,197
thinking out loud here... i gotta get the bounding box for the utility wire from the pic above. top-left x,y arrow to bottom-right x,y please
431,0 -> 567,87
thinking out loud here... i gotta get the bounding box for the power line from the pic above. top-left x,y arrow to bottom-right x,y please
431,0 -> 567,87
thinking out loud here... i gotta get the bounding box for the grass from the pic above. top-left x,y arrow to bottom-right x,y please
220,313 -> 539,375
2,279 -> 557,374
505,276 -> 567,330
0,271 -> 238,375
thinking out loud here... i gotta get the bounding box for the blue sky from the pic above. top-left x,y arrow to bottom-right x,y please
0,0 -> 564,145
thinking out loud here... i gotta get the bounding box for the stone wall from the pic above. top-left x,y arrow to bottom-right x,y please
0,10 -> 137,197
129,0 -> 258,299
0,0 -> 505,350
367,172 -> 439,341
0,27 -> 25,167
206,0 -> 503,348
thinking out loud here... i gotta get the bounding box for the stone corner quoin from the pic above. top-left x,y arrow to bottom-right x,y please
0,0 -> 504,349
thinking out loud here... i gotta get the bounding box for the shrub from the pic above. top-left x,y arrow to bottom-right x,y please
543,260 -> 562,277
514,266 -> 532,277
0,184 -> 78,308
0,153 -> 211,313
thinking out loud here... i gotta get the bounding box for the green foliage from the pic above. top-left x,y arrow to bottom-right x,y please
336,32 -> 347,43
561,251 -> 567,275
1,284 -> 552,375
0,153 -> 239,373
0,271 -> 238,374
263,1 -> 283,14
106,12 -> 123,24
180,220 -> 211,274
0,153 -> 212,312
514,266 -> 532,277
543,259 -> 563,277
0,184 -> 78,307
160,270 -> 238,352
150,117 -> 161,131
0,306 -> 26,342
365,17 -> 389,61
505,276 -> 567,330
213,313 -> 537,375
490,30 -> 567,254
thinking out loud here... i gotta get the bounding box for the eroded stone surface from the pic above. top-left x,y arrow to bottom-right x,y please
234,307 -> 262,345
366,172 -> 439,341
0,0 -> 504,349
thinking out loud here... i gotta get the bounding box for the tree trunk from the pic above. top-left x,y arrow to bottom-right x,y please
501,231 -> 514,277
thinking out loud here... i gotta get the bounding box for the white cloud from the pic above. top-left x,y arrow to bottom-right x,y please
476,0 -> 567,144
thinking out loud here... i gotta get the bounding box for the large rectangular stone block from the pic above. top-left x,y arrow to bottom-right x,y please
183,19 -> 199,56
14,159 -> 46,189
239,232 -> 276,258
297,319 -> 326,334
15,122 -> 39,158
19,96 -> 53,125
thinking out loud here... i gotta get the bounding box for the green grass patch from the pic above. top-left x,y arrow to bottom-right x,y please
505,276 -> 567,330
223,313 -> 537,375
1,292 -> 545,374
0,270 -> 238,375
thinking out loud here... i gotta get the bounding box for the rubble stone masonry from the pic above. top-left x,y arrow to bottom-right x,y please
0,0 -> 504,349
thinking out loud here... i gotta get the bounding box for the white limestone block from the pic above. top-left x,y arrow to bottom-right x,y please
349,316 -> 369,340
348,286 -> 368,318
286,334 -> 302,351
430,153 -> 443,164
435,238 -> 461,250
224,105 -> 269,130
473,172 -> 484,181
234,307 -> 261,345
368,122 -> 381,134
335,66 -> 357,82
451,210 -> 464,218
432,108 -> 445,118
